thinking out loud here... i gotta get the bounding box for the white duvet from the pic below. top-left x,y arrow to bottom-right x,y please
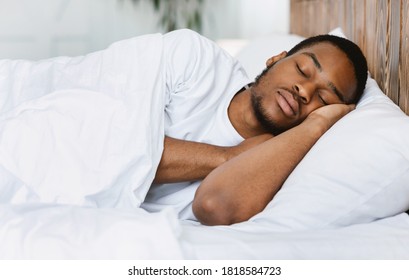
0,34 -> 183,259
0,204 -> 183,259
0,34 -> 164,208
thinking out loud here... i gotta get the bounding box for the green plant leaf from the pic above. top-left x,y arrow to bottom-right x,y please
123,0 -> 204,32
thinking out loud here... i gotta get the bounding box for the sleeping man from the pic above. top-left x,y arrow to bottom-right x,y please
0,29 -> 367,226
141,29 -> 368,225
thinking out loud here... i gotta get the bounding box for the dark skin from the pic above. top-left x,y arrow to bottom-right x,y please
154,42 -> 357,225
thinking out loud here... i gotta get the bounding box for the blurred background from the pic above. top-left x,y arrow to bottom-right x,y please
0,0 -> 289,59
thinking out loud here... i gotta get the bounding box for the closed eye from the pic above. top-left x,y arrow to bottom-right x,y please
296,63 -> 307,77
318,94 -> 328,105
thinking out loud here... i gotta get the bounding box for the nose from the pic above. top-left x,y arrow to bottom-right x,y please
293,82 -> 315,104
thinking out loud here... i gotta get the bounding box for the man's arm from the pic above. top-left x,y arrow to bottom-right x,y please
192,104 -> 354,226
153,134 -> 273,184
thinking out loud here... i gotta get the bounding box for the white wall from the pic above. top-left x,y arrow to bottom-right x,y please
202,0 -> 290,39
0,0 -> 289,59
238,0 -> 290,38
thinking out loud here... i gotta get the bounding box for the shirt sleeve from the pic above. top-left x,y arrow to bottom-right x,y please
162,29 -> 247,107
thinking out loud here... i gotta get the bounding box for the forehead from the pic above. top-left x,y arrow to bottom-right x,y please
293,42 -> 357,103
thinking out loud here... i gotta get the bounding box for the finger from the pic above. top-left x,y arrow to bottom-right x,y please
347,104 -> 356,111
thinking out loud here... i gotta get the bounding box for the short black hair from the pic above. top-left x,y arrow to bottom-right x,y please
287,35 -> 368,104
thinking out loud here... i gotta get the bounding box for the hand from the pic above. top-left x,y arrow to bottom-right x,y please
306,104 -> 355,132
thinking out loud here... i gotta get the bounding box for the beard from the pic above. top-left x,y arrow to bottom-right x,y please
250,63 -> 291,136
250,89 -> 287,136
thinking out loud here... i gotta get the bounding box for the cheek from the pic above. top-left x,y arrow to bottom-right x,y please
256,65 -> 283,88
252,80 -> 276,106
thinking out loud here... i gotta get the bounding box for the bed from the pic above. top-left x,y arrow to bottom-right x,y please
1,0 -> 409,259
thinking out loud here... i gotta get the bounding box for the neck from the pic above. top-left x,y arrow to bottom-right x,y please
228,88 -> 269,139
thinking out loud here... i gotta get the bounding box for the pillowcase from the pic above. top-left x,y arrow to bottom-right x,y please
235,33 -> 304,80
250,32 -> 409,231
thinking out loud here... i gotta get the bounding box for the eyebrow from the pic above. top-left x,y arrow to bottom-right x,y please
301,51 -> 346,103
302,52 -> 322,71
328,81 -> 345,102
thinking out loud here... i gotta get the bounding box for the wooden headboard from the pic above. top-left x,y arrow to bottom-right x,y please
290,0 -> 409,115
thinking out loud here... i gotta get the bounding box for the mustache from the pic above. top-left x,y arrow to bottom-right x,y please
254,64 -> 300,103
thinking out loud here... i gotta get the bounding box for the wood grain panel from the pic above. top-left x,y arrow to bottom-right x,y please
353,0 -> 366,48
290,0 -> 409,115
328,0 -> 346,31
386,0 -> 401,104
364,0 -> 377,75
343,0 -> 354,38
401,0 -> 409,114
373,0 -> 388,92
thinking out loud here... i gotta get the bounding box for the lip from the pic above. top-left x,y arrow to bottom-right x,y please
276,89 -> 299,117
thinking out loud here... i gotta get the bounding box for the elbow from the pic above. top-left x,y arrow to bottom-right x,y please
192,192 -> 238,226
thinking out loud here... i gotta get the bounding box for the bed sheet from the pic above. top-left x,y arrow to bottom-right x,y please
2,204 -> 408,259
180,213 -> 409,259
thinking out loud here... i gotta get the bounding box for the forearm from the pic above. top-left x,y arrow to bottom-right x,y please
193,119 -> 324,225
153,134 -> 273,184
192,104 -> 354,225
153,136 -> 228,184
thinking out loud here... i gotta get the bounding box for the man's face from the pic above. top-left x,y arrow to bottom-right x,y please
251,42 -> 357,135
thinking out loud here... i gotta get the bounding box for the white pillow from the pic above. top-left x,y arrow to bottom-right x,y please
235,33 -> 304,80
251,76 -> 409,230
234,28 -> 344,81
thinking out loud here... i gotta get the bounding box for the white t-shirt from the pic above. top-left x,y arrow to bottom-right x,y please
141,30 -> 251,220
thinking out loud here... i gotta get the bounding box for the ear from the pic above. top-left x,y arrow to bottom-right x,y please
266,51 -> 287,67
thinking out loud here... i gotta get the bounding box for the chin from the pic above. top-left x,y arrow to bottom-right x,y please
251,92 -> 287,135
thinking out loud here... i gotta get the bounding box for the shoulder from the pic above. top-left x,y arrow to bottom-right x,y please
163,29 -> 218,53
163,29 -> 234,71
164,29 -> 206,42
